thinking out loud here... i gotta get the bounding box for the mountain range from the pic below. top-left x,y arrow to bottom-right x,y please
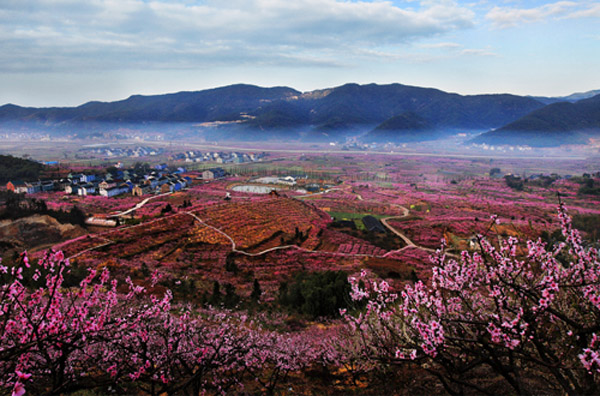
1,83 -> 599,146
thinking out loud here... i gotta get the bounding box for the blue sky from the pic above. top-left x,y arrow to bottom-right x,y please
1,0 -> 599,106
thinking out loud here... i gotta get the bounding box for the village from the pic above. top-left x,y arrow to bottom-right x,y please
79,146 -> 165,157
78,146 -> 267,165
6,164 -> 227,198
171,150 -> 266,164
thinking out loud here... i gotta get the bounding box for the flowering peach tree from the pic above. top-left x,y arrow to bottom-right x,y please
344,204 -> 600,395
0,250 -> 326,395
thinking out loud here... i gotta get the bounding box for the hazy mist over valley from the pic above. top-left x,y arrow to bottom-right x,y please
2,82 -> 600,158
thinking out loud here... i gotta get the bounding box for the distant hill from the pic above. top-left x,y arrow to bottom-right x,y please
244,101 -> 310,129
0,84 -> 300,123
363,112 -> 437,142
375,112 -> 432,131
0,82 -> 551,142
532,90 -> 600,105
472,94 -> 600,147
562,90 -> 600,102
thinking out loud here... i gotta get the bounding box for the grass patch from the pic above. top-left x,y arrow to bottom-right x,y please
354,219 -> 366,231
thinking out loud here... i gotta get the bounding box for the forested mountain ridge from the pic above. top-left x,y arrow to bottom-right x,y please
0,83 -> 545,142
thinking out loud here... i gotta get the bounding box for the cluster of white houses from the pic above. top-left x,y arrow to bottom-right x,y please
172,150 -> 265,164
7,167 -> 199,197
80,146 -> 164,157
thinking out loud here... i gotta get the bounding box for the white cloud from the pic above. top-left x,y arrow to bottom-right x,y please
418,42 -> 462,49
485,1 -> 600,28
565,3 -> 600,18
460,48 -> 496,57
415,41 -> 496,58
0,0 -> 476,72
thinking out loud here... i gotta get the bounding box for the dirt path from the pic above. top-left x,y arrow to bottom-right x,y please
184,211 -> 389,259
381,211 -> 458,259
381,216 -> 415,248
109,192 -> 172,218
66,235 -> 115,260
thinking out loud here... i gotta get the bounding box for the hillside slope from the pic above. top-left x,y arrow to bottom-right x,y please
363,112 -> 437,142
473,94 -> 600,146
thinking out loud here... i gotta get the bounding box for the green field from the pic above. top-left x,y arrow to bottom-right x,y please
328,211 -> 385,220
327,211 -> 386,233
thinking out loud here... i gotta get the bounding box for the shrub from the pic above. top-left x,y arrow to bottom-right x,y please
279,270 -> 351,318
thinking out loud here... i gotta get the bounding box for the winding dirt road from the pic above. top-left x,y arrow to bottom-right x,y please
69,184 -> 457,263
185,185 -> 456,261
108,192 -> 172,218
337,185 -> 458,258
183,211 -> 385,259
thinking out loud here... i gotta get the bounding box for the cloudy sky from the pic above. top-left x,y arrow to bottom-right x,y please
1,0 -> 599,106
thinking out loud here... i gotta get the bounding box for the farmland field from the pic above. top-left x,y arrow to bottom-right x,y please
13,150 -> 599,298
3,146 -> 600,395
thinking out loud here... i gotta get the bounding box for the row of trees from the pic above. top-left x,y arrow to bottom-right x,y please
0,191 -> 87,226
0,251 -> 332,395
578,177 -> 600,196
